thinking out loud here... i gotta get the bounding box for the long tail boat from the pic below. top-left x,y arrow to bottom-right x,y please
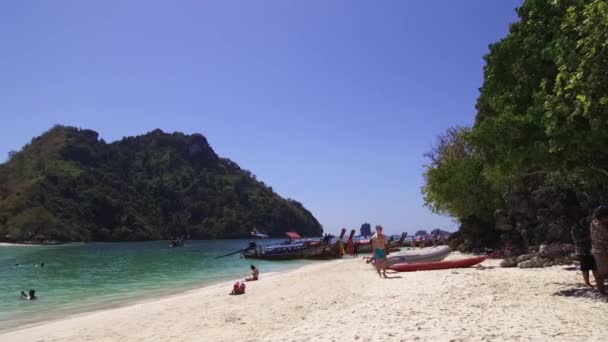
308,229 -> 347,260
242,231 -> 344,260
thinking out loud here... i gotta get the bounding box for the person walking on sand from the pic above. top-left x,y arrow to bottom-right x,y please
590,206 -> 608,295
372,225 -> 389,278
245,265 -> 259,281
571,220 -> 598,287
347,235 -> 355,257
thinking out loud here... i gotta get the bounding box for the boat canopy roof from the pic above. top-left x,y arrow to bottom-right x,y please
285,232 -> 301,239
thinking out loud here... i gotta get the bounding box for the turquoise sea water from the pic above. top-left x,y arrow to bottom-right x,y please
0,240 -> 316,330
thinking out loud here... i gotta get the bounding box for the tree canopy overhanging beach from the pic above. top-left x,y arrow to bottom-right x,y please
423,0 -> 608,251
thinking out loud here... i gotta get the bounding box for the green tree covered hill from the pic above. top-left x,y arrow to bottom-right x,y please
423,0 -> 608,250
0,126 -> 322,241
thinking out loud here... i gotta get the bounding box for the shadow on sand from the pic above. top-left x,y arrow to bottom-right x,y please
383,275 -> 403,279
553,287 -> 608,303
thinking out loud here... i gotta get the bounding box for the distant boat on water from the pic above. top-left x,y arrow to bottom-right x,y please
170,237 -> 185,248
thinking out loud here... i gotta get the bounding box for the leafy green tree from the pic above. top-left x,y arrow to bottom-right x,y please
422,127 -> 501,222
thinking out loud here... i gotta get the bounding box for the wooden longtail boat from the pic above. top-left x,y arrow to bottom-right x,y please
242,231 -> 346,260
308,229 -> 347,260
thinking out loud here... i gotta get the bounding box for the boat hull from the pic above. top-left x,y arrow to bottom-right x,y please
386,246 -> 451,266
242,242 -> 341,260
389,256 -> 486,272
307,242 -> 344,260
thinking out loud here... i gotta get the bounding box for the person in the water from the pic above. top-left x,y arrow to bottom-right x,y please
20,289 -> 37,300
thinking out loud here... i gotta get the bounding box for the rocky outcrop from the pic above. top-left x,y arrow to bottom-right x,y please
499,243 -> 576,268
518,256 -> 551,268
491,171 -> 600,251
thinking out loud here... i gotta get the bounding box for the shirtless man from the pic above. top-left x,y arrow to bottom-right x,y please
372,225 -> 389,278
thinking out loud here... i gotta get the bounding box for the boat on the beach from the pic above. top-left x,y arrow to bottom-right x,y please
386,246 -> 451,266
389,256 -> 486,272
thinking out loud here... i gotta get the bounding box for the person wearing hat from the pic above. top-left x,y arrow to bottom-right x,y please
590,206 -> 608,294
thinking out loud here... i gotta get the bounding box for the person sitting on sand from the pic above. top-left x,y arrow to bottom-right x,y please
20,289 -> 37,300
590,206 -> 608,295
372,225 -> 389,278
245,265 -> 259,281
571,220 -> 598,288
230,282 -> 246,295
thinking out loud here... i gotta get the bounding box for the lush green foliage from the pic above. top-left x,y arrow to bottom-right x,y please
423,0 -> 608,246
423,127 -> 501,222
0,126 -> 322,241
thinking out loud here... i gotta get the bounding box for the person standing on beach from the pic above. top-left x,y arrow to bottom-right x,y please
372,225 -> 389,278
347,235 -> 355,257
571,220 -> 598,287
590,206 -> 608,295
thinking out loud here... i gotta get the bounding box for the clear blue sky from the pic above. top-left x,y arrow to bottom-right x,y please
0,0 -> 522,236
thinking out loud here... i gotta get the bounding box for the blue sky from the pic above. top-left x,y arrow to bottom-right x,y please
0,0 -> 522,236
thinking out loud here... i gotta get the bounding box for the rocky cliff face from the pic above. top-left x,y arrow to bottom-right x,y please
452,173 -> 600,254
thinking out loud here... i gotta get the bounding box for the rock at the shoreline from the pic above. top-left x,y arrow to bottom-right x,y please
495,209 -> 514,231
552,256 -> 575,266
517,254 -> 534,263
457,241 -> 472,253
518,256 -> 550,268
538,244 -> 573,260
500,257 -> 519,268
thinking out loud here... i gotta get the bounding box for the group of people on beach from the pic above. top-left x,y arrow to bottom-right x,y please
230,265 -> 260,295
571,205 -> 608,295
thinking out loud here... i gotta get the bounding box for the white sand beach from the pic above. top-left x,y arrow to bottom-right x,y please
1,253 -> 607,342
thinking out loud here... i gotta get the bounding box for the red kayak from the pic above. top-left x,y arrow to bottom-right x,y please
389,256 -> 486,272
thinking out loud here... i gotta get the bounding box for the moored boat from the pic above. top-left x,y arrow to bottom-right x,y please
389,256 -> 486,272
242,231 -> 344,260
308,229 -> 347,260
170,237 -> 185,247
242,240 -> 329,260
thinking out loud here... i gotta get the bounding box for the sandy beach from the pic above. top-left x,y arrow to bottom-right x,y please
1,253 -> 607,342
